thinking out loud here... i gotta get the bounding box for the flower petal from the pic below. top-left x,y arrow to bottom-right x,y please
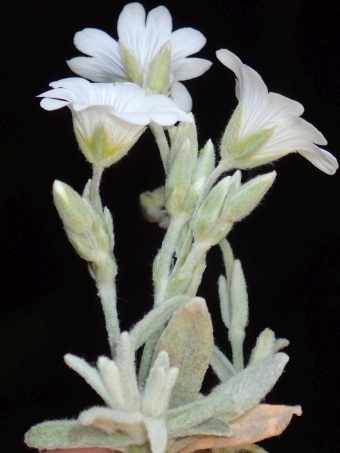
67,56 -> 126,83
298,145 -> 339,175
173,58 -> 213,82
40,98 -> 70,110
117,3 -> 146,61
171,82 -> 193,113
68,28 -> 126,81
170,28 -> 207,69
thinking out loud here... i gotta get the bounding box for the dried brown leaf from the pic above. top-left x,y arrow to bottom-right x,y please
179,404 -> 302,453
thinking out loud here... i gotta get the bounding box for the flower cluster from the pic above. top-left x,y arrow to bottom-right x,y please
67,2 -> 212,112
28,2 -> 337,453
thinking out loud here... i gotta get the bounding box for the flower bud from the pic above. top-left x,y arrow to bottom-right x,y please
169,117 -> 198,161
166,138 -> 197,218
53,180 -> 113,263
224,171 -> 276,222
53,181 -> 93,234
193,177 -> 231,242
192,139 -> 215,183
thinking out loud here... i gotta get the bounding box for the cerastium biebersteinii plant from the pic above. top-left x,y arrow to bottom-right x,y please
25,3 -> 338,453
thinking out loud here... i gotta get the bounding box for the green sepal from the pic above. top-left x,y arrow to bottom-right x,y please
145,41 -> 171,95
236,127 -> 275,161
24,420 -> 140,450
221,101 -> 276,169
220,102 -> 244,161
153,298 -> 213,408
121,43 -> 143,84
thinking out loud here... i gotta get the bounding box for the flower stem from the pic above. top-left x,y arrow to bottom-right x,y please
153,217 -> 186,305
91,165 -> 104,212
149,123 -> 170,174
96,278 -> 120,357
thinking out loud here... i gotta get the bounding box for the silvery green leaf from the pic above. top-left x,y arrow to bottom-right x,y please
103,206 -> 115,249
167,392 -> 236,436
153,298 -> 213,408
82,178 -> 92,201
64,354 -> 116,408
142,354 -> 178,418
249,328 -> 275,365
218,275 -> 230,328
130,295 -> 190,350
210,353 -> 289,419
97,357 -> 125,409
210,346 -> 237,382
143,416 -> 168,453
180,418 -> 232,437
229,260 -> 249,371
219,239 -> 235,283
78,406 -> 143,432
24,420 -> 139,450
115,332 -> 140,411
273,337 -> 290,353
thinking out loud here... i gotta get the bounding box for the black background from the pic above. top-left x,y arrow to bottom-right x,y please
1,0 -> 340,451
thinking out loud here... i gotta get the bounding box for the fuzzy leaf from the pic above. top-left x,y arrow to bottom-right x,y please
210,346 -> 237,382
181,417 -> 232,437
78,406 -> 144,435
167,393 -> 236,436
211,353 -> 289,419
130,296 -> 190,350
143,417 -> 168,453
153,298 -> 213,408
249,328 -> 275,365
24,420 -> 140,450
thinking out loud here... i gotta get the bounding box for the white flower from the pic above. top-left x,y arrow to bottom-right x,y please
38,77 -> 193,168
217,49 -> 338,175
67,2 -> 212,112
